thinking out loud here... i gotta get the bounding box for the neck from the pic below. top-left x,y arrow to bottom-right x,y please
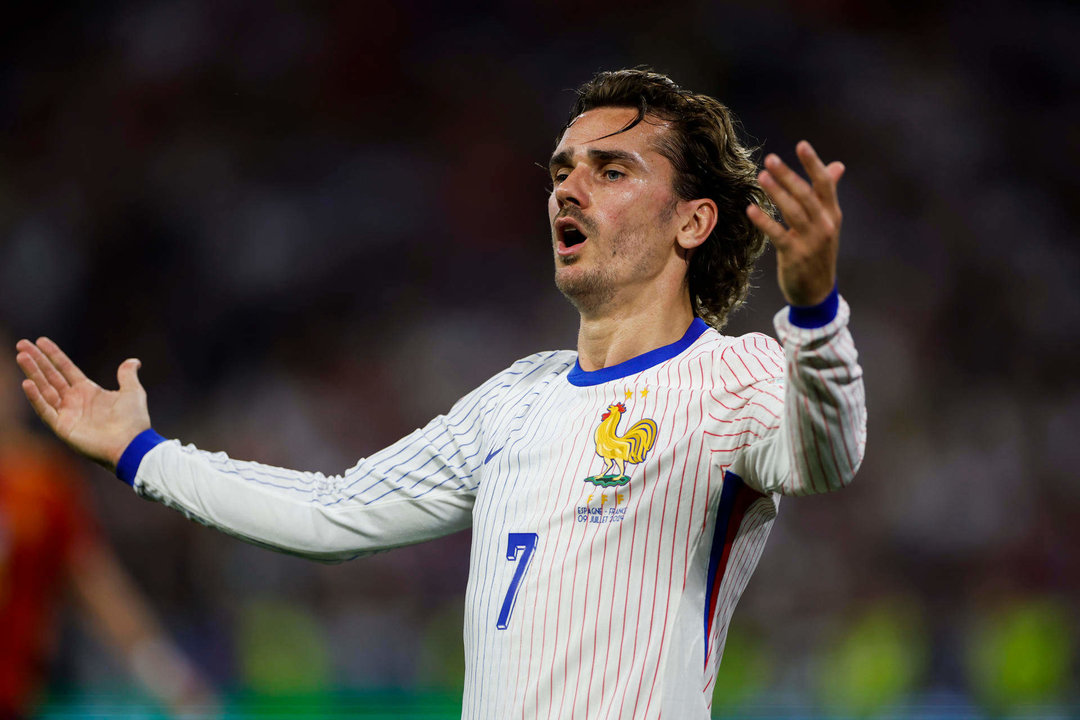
575,287 -> 696,371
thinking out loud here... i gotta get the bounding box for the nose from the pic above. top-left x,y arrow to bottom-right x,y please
554,166 -> 589,209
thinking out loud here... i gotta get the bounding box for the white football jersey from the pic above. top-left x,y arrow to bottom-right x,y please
121,296 -> 865,719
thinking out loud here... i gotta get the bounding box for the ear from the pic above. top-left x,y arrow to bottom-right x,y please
675,198 -> 717,251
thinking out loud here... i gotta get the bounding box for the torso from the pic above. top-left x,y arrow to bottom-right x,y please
461,325 -> 782,719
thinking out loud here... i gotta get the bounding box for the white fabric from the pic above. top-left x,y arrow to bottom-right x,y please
134,299 -> 866,719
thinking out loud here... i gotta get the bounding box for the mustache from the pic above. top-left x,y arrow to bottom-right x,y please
555,207 -> 598,236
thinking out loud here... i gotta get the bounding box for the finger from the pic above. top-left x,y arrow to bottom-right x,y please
15,349 -> 65,409
746,204 -> 791,249
36,336 -> 90,386
117,358 -> 143,392
18,339 -> 70,393
21,378 -> 60,430
764,153 -> 823,223
827,160 -> 845,185
795,140 -> 830,184
796,141 -> 841,208
759,169 -> 811,231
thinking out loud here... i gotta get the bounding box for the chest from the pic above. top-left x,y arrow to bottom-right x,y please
472,380 -> 725,543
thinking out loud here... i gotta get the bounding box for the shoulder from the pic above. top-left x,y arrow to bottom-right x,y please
441,350 -> 576,425
505,349 -> 578,375
465,349 -> 577,402
695,328 -> 785,393
497,350 -> 577,385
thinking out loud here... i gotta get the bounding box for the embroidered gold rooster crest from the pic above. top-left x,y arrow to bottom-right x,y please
584,402 -> 658,487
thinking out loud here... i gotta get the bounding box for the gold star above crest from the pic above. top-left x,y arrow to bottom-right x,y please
641,388 -> 649,398
624,389 -> 634,400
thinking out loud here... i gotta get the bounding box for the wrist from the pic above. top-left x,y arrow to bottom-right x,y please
787,285 -> 839,328
116,429 -> 167,486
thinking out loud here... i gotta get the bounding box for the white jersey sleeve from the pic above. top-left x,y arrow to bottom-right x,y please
712,293 -> 866,496
108,295 -> 865,718
122,355 -> 548,562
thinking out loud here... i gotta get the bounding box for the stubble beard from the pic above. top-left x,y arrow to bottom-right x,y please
552,199 -> 676,317
554,229 -> 656,317
555,253 -> 617,316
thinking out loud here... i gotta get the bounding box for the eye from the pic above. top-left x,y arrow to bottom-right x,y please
603,168 -> 625,181
552,170 -> 569,185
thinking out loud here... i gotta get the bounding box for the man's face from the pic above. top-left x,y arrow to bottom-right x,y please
548,107 -> 683,315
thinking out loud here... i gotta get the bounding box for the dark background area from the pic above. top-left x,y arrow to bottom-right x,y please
1,0 -> 1077,715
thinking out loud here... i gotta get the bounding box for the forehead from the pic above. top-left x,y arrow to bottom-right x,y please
553,107 -> 672,161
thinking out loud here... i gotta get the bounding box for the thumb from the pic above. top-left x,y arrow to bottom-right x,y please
117,358 -> 144,392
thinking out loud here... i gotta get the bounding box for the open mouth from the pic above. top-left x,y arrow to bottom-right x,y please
555,216 -> 590,256
561,226 -> 586,248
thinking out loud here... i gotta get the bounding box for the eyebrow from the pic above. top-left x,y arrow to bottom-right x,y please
548,148 -> 644,173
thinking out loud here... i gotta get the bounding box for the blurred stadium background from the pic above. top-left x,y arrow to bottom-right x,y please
1,0 -> 1077,718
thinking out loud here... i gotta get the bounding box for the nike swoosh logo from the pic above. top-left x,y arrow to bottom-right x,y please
484,446 -> 504,464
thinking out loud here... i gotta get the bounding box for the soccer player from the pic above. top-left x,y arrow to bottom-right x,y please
15,69 -> 865,718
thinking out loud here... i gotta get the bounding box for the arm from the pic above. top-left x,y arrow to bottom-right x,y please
725,293 -> 866,495
15,338 -> 505,560
125,401 -> 485,561
730,141 -> 866,494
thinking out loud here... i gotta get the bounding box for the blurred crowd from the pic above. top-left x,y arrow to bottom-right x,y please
1,0 -> 1077,716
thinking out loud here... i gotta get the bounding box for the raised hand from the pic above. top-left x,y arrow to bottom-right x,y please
746,140 -> 845,307
15,338 -> 150,471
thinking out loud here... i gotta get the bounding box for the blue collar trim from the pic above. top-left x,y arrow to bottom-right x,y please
567,317 -> 710,387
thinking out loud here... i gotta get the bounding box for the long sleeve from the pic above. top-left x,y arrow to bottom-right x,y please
723,293 -> 867,496
120,361 -> 525,562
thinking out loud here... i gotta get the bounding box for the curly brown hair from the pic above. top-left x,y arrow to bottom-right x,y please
560,69 -> 774,329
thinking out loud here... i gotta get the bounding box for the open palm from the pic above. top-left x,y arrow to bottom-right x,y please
15,337 -> 150,470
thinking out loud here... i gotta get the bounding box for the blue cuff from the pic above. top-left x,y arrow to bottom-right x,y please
116,429 -> 167,486
787,286 -> 839,329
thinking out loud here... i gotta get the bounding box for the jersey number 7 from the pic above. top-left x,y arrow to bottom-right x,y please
495,532 -> 538,630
